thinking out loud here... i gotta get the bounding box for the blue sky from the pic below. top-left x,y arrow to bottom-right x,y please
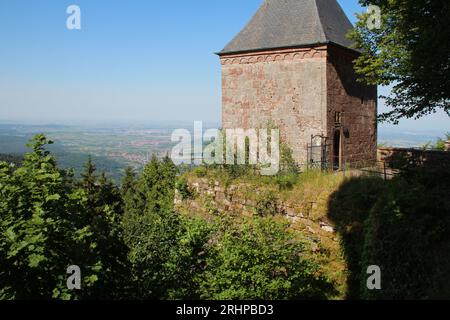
0,0 -> 448,132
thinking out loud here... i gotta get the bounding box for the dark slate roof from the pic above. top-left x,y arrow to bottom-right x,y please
219,0 -> 356,55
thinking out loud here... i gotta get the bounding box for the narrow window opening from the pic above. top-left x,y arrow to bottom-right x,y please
335,112 -> 342,125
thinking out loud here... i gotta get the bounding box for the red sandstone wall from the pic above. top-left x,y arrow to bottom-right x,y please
326,45 -> 378,167
220,47 -> 328,163
220,45 -> 378,167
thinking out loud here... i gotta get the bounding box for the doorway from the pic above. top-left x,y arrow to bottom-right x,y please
333,130 -> 341,170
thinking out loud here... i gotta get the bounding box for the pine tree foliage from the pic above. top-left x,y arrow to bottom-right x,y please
0,135 -> 337,300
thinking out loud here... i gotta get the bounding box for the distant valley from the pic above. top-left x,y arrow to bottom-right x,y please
0,122 -> 448,182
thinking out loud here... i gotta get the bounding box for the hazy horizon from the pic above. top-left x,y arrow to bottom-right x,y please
0,113 -> 448,134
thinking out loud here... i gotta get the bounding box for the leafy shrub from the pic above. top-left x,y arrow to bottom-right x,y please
327,176 -> 388,299
204,194 -> 219,216
176,176 -> 193,200
193,166 -> 207,178
165,217 -> 212,299
274,173 -> 298,191
121,154 -> 184,299
360,172 -> 450,299
196,216 -> 335,300
0,135 -> 343,300
255,191 -> 279,217
280,141 -> 299,175
0,135 -> 129,300
328,164 -> 450,299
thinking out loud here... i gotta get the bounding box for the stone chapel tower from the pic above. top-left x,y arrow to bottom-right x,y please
218,0 -> 377,168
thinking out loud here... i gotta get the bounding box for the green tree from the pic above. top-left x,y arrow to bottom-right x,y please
130,154 -> 178,214
122,154 -> 191,299
0,154 -> 22,166
165,217 -> 212,299
80,156 -> 96,191
77,166 -> 131,299
121,166 -> 136,197
160,154 -> 178,211
360,170 -> 450,299
197,216 -> 335,300
0,135 -> 130,299
0,135 -> 98,299
349,0 -> 450,123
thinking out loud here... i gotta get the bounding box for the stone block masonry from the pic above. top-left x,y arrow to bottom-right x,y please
220,44 -> 377,167
221,46 -> 328,164
175,177 -> 337,237
326,45 -> 378,166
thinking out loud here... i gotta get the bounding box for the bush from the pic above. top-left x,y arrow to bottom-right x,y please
196,216 -> 335,300
0,135 -> 129,300
328,166 -> 450,299
280,141 -> 299,175
176,176 -> 193,200
166,217 -> 212,299
193,166 -> 207,178
360,173 -> 450,299
275,173 -> 298,191
255,191 -> 279,217
1,135 -> 341,301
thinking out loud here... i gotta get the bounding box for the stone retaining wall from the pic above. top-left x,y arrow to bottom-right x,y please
175,178 -> 336,236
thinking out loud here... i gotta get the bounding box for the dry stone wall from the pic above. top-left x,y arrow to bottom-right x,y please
175,177 -> 337,237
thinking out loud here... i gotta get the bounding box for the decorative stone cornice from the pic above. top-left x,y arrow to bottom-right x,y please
220,46 -> 328,66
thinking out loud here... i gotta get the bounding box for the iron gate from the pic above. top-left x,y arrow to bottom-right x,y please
307,134 -> 331,170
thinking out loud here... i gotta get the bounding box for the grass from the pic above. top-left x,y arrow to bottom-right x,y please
180,163 -> 450,299
180,166 -> 354,299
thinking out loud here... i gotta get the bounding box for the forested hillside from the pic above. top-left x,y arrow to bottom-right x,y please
0,154 -> 22,166
1,135 -> 449,300
0,135 -> 333,299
